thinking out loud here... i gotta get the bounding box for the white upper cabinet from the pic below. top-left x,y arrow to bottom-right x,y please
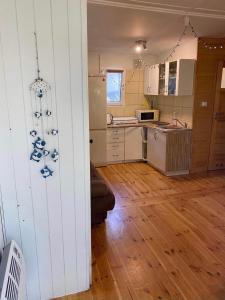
144,64 -> 159,95
166,59 -> 195,96
144,66 -> 150,95
145,59 -> 195,96
159,63 -> 166,95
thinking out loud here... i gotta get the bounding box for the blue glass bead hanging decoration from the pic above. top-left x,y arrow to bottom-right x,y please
30,149 -> 43,162
32,137 -> 46,150
51,149 -> 59,162
37,88 -> 43,98
34,111 -> 42,119
30,130 -> 37,137
51,129 -> 58,136
40,165 -> 53,178
29,33 -> 58,178
43,149 -> 50,157
46,110 -> 52,116
30,78 -> 50,97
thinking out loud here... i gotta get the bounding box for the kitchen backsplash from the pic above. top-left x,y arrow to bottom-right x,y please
155,95 -> 193,128
107,69 -> 150,117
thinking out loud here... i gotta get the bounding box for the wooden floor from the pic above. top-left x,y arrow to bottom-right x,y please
57,163 -> 225,300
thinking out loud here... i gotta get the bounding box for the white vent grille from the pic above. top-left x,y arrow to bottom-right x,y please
9,256 -> 21,287
0,241 -> 25,300
5,276 -> 18,300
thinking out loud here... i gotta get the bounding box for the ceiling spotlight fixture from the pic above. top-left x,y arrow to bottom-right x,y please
135,40 -> 147,52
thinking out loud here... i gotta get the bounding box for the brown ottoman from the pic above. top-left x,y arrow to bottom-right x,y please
90,163 -> 115,225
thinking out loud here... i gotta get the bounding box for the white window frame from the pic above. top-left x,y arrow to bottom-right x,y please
106,69 -> 125,106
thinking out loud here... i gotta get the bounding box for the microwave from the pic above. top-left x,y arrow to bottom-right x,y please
136,109 -> 159,122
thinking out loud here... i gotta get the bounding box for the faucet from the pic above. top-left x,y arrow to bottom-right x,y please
172,118 -> 188,128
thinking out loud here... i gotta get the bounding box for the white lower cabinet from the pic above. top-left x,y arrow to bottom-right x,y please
125,127 -> 143,161
107,142 -> 124,162
107,127 -> 143,163
107,128 -> 125,163
90,129 -> 106,166
147,127 -> 191,176
147,128 -> 166,171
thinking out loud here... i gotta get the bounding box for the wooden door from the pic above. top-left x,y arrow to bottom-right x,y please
208,61 -> 225,170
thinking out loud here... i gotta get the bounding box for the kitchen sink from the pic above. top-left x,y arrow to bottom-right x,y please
151,121 -> 170,126
160,124 -> 183,129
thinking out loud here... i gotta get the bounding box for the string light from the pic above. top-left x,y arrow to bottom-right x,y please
189,20 -> 224,50
164,17 -> 224,62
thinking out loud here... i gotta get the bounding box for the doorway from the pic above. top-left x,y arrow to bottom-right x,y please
208,61 -> 225,170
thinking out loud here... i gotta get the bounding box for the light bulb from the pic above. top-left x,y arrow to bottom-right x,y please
135,44 -> 142,52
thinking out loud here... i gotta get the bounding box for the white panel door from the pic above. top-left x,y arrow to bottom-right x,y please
0,0 -> 91,299
90,130 -> 106,166
125,127 -> 143,161
0,1 -> 40,299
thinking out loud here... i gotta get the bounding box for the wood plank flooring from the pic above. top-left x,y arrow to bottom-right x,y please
56,163 -> 225,300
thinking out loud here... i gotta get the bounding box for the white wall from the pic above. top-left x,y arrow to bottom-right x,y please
88,51 -> 156,74
0,198 -> 6,252
88,52 -> 156,117
157,38 -> 198,63
0,1 -> 90,299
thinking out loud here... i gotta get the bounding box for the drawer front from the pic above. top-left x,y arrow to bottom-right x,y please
107,144 -> 124,162
107,128 -> 124,143
107,142 -> 124,152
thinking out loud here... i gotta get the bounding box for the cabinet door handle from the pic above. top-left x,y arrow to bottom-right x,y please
90,139 -> 93,144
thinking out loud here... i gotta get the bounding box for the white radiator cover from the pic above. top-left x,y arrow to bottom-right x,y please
0,241 -> 25,300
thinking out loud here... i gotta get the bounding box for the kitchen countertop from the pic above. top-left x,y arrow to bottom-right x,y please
107,122 -> 192,132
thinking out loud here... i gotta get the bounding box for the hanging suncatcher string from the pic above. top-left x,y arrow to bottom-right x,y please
29,31 -> 59,179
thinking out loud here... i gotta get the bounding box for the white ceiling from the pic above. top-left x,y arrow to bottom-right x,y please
87,0 -> 225,55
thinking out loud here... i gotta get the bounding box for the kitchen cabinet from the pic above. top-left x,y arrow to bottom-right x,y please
107,127 -> 143,163
162,59 -> 195,96
90,129 -> 106,166
159,63 -> 166,95
107,128 -> 125,163
144,64 -> 159,95
147,128 -> 167,171
125,127 -> 143,161
147,127 -> 192,176
146,59 -> 195,96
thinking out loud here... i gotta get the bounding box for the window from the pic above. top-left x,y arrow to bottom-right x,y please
106,70 -> 124,105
